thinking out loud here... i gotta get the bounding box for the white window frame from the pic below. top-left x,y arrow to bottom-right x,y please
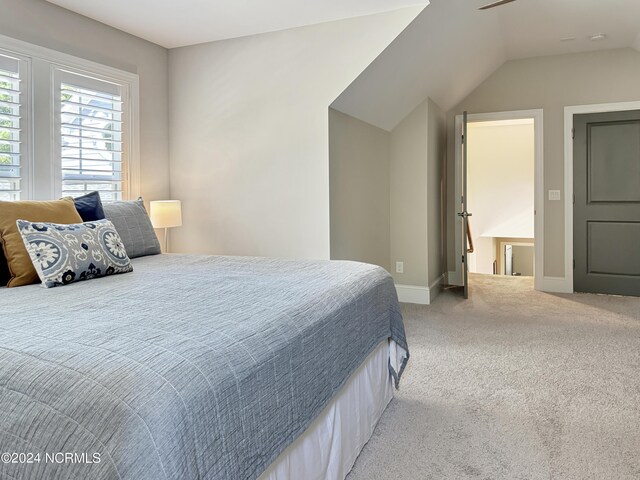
0,47 -> 32,201
0,33 -> 140,201
54,68 -> 129,201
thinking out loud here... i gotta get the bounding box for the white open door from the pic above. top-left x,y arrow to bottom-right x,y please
454,112 -> 472,298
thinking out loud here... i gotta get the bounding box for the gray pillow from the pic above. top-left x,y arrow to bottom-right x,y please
103,198 -> 161,258
17,219 -> 133,288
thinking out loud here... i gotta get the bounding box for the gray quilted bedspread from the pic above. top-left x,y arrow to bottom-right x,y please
0,254 -> 408,480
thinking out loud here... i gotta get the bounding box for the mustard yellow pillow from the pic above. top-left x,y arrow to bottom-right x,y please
0,198 -> 82,288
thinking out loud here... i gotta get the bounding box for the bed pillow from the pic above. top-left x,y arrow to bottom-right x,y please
103,198 -> 161,258
73,191 -> 106,222
0,198 -> 83,287
17,219 -> 133,288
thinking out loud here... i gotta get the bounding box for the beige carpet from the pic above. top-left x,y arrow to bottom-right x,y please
348,274 -> 640,480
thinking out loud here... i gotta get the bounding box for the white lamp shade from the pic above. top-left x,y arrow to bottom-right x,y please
150,200 -> 182,229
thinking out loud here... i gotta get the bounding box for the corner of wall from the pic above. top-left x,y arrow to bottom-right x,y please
389,99 -> 429,287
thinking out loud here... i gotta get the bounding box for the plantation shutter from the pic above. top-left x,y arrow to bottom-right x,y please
58,72 -> 125,201
0,53 -> 24,201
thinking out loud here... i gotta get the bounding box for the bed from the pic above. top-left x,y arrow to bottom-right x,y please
0,254 -> 409,480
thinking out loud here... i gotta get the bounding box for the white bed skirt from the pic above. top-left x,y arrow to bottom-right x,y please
259,340 -> 401,480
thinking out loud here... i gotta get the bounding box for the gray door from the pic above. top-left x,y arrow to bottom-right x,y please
574,110 -> 640,296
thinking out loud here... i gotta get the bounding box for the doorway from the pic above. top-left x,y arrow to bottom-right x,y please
453,110 -> 544,295
468,118 -> 535,278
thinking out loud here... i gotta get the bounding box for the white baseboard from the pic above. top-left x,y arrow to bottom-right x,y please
395,284 -> 430,304
395,274 -> 445,305
541,276 -> 573,293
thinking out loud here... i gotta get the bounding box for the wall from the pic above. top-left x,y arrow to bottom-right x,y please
512,245 -> 534,277
388,97 -> 445,296
168,8 -> 422,259
0,0 -> 170,202
495,237 -> 534,276
466,121 -> 535,275
390,100 -> 428,286
427,98 -> 445,286
329,96 -> 445,301
447,48 -> 640,278
329,109 -> 390,271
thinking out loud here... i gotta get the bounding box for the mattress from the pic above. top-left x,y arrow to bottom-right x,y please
0,254 -> 409,480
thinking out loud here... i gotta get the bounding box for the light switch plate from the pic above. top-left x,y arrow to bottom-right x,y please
548,190 -> 561,201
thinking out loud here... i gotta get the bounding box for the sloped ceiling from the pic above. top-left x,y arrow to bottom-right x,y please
332,0 -> 640,131
44,0 -> 429,48
44,0 -> 640,128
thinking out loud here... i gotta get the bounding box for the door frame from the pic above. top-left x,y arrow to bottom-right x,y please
453,109 -> 544,291
563,101 -> 640,293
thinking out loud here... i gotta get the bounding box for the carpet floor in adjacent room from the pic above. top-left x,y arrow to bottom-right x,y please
348,274 -> 640,480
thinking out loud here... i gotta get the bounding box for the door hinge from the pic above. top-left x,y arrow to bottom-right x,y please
572,127 -> 575,140
462,255 -> 465,263
461,134 -> 465,144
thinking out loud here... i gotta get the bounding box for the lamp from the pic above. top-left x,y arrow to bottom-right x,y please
150,200 -> 182,252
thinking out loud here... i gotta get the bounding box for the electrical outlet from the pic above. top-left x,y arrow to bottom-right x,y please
395,261 -> 404,274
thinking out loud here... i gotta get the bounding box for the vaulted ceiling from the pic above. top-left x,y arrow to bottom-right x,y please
45,0 -> 640,130
44,0 -> 428,48
332,0 -> 640,130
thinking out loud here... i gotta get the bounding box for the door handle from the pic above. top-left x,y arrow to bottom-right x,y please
457,212 -> 473,218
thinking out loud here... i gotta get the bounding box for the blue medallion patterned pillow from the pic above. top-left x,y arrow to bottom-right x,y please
16,219 -> 133,288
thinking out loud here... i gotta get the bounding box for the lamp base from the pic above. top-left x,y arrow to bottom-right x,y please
164,227 -> 169,253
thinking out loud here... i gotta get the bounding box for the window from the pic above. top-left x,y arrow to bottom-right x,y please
0,52 -> 27,201
58,73 -> 125,201
0,34 -> 138,202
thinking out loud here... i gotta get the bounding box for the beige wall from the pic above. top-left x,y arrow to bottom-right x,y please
512,245 -> 534,277
495,237 -> 535,276
447,48 -> 640,278
388,98 -> 446,290
168,9 -> 422,259
329,109 -> 390,271
390,100 -> 428,286
0,0 -> 170,202
467,121 -> 535,275
329,98 -> 445,295
427,98 -> 445,286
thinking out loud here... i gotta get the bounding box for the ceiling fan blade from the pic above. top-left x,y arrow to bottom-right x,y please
479,0 -> 517,10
